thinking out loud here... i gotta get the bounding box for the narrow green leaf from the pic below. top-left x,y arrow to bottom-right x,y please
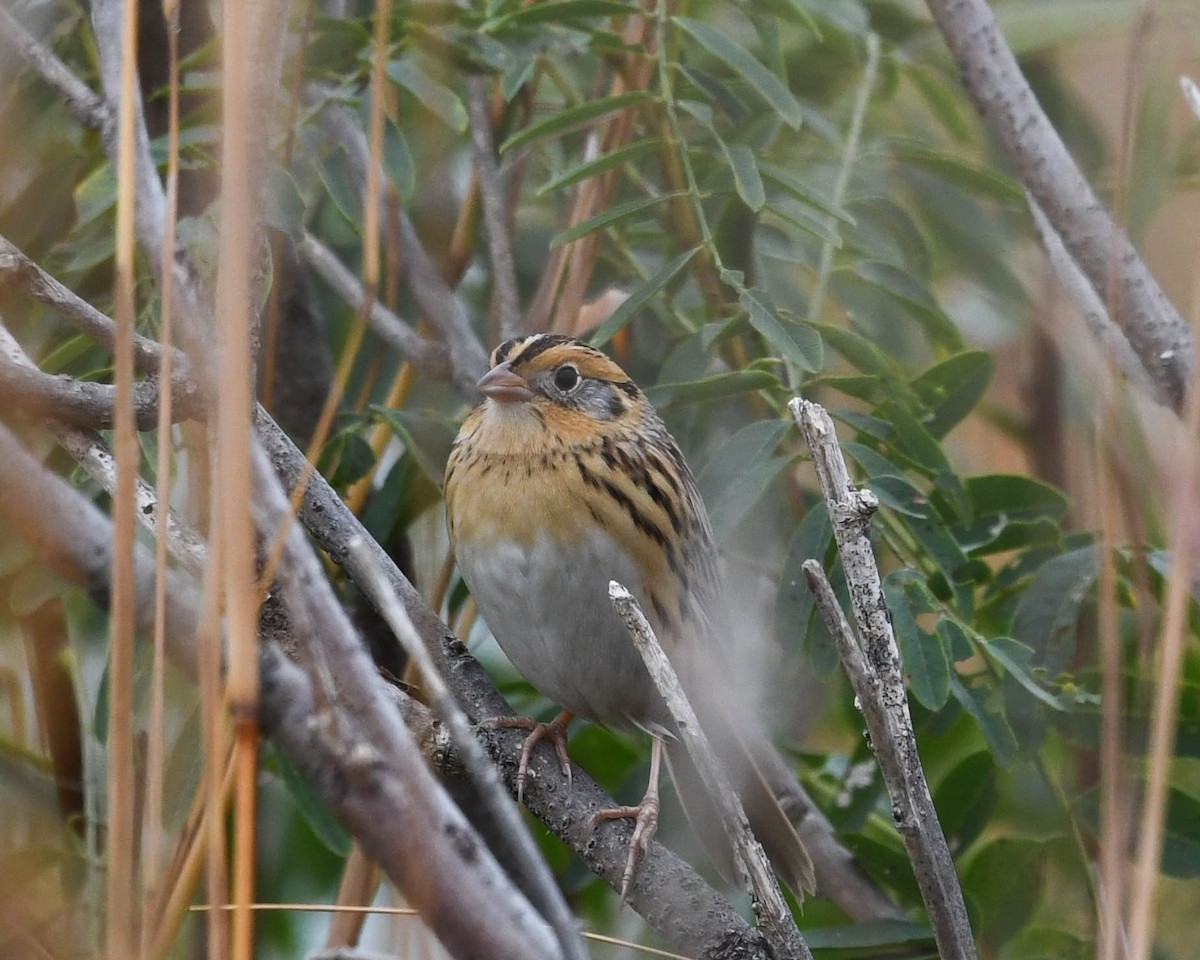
697,420 -> 791,505
708,456 -> 791,544
264,168 -> 307,241
502,59 -> 535,101
740,287 -> 821,371
853,260 -> 962,350
814,323 -> 905,387
803,921 -> 933,950
1011,547 -> 1098,674
382,121 -> 415,200
762,201 -> 843,247
886,571 -> 950,710
372,409 -> 458,486
673,17 -> 804,129
645,367 -> 779,406
274,750 -> 352,856
951,675 -> 1018,765
980,637 -> 1067,711
538,139 -> 663,196
759,163 -> 854,223
720,140 -> 766,212
774,503 -> 838,672
386,60 -> 468,132
549,192 -> 679,248
891,141 -> 1024,204
500,91 -> 654,153
911,351 -> 993,438
934,751 -> 997,852
487,0 -> 643,30
590,247 -> 699,346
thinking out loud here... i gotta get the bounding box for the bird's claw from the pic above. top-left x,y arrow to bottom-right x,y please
590,793 -> 660,902
483,710 -> 573,803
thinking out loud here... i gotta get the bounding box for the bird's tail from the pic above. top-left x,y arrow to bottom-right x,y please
664,728 -> 816,901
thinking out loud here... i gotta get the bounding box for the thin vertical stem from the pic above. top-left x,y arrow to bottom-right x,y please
216,3 -> 260,959
142,3 -> 181,956
108,0 -> 142,954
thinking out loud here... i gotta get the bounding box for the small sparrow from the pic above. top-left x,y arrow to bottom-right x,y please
444,334 -> 814,898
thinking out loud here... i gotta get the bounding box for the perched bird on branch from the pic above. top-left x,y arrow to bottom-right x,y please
445,333 -> 814,899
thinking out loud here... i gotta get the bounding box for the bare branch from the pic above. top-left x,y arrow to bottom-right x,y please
0,421 -> 202,680
314,97 -> 490,392
348,540 -> 587,960
0,352 -> 202,430
0,322 -> 207,573
790,398 -> 978,960
0,5 -> 115,143
0,235 -> 182,378
466,77 -> 522,341
609,582 -> 811,960
1026,194 -> 1161,402
924,0 -> 1191,411
298,233 -> 455,382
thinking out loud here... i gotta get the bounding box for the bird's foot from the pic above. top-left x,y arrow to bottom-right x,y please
483,709 -> 573,803
590,736 -> 664,901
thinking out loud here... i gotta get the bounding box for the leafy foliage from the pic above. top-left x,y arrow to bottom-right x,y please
1,0 -> 1198,957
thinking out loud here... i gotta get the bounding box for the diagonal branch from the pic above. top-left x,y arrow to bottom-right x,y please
924,0 -> 1191,411
466,76 -> 522,342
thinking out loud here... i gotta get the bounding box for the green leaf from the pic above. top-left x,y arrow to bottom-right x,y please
814,323 -> 906,387
853,260 -> 962,350
803,921 -> 933,950
951,675 -> 1018,765
590,247 -> 699,346
955,474 -> 1068,554
762,201 -> 843,247
386,60 -> 468,132
698,420 -> 791,505
964,838 -> 1045,948
263,167 -> 307,241
720,140 -> 766,212
1011,547 -> 1098,674
502,59 -> 535,101
372,409 -> 458,487
774,502 -> 835,663
739,287 -> 822,371
549,192 -> 679,248
486,0 -> 643,30
646,367 -> 779,406
500,91 -> 654,153
891,141 -> 1024,204
874,400 -> 954,478
673,17 -> 804,129
982,637 -> 1067,711
708,456 -> 791,544
759,163 -> 854,223
885,571 -> 950,710
910,351 -> 993,438
538,139 -> 663,195
934,751 -> 997,853
274,749 -> 352,856
382,120 -> 415,200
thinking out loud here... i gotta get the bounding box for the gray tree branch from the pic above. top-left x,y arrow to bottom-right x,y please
924,0 -> 1192,411
466,76 -> 522,342
790,397 -> 978,960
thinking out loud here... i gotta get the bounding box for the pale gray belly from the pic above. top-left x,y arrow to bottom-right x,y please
455,532 -> 666,730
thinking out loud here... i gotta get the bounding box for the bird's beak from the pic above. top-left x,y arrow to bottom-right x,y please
477,363 -> 535,403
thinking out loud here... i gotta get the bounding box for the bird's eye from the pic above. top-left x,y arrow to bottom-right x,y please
553,364 -> 580,392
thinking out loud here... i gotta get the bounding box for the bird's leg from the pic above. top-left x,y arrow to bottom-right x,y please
590,734 -> 663,901
483,709 -> 573,803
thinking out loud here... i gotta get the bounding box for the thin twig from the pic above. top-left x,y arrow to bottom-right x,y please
790,398 -> 978,960
298,233 -> 453,381
466,76 -> 522,341
313,97 -> 490,395
609,582 -> 812,960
